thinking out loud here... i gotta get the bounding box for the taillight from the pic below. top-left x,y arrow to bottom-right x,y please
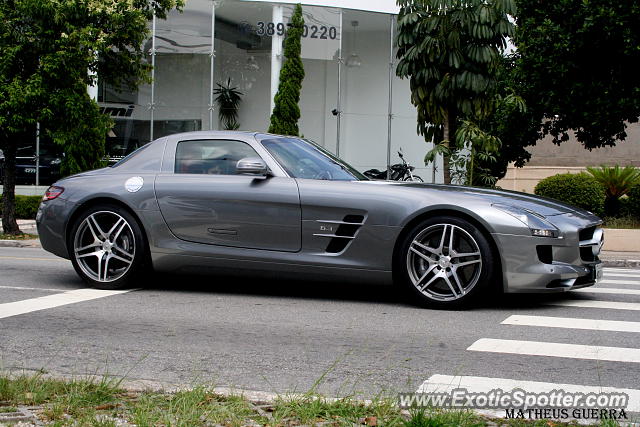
43,186 -> 64,201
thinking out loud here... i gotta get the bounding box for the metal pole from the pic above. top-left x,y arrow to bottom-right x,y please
335,10 -> 343,157
35,123 -> 40,186
209,2 -> 216,129
386,15 -> 394,180
432,136 -> 437,183
149,13 -> 157,142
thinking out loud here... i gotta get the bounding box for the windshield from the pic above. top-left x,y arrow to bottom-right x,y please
260,137 -> 366,181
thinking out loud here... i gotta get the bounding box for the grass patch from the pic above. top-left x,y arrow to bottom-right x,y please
269,393 -> 406,426
0,232 -> 38,240
602,215 -> 640,229
0,373 -> 633,426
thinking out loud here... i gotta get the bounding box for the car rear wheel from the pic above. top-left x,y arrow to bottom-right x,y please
396,216 -> 495,309
69,204 -> 147,289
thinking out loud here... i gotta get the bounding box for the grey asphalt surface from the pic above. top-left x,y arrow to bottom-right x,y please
1,246 -> 639,401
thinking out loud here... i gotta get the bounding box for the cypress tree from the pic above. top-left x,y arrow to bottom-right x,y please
268,3 -> 305,136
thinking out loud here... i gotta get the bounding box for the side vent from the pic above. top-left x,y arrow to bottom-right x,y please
315,215 -> 365,254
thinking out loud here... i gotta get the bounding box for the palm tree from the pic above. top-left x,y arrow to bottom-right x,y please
396,0 -> 516,183
587,165 -> 640,217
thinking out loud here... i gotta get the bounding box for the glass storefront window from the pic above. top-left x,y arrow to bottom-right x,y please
153,0 -> 214,139
214,1 -> 273,132
88,1 -> 440,184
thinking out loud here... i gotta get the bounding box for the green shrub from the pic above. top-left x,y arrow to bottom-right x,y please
627,184 -> 640,219
534,173 -> 605,216
0,195 -> 42,219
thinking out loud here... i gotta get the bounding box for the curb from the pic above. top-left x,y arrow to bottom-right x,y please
0,239 -> 41,248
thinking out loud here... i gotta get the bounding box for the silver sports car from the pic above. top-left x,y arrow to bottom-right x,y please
37,131 -> 604,308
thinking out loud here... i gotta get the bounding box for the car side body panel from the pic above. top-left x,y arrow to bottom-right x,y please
36,131 -> 603,293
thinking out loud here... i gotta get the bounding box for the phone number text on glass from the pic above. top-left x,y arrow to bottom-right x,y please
256,22 -> 338,40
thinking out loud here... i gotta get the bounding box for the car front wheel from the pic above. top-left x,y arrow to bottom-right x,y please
69,204 -> 147,289
396,216 -> 495,309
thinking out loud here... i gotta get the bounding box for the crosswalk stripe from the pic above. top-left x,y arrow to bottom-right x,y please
603,273 -> 640,279
467,338 -> 640,363
548,299 -> 640,311
502,315 -> 640,333
599,279 -> 640,285
0,289 -> 132,320
576,287 -> 640,296
416,375 -> 640,413
603,269 -> 640,276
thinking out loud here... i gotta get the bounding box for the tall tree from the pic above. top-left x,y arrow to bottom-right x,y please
0,0 -> 183,234
396,0 -> 516,183
515,0 -> 640,149
268,3 -> 305,136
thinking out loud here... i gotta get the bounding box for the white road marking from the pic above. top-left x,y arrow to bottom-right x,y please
0,288 -> 132,320
598,279 -> 640,285
603,273 -> 640,279
603,268 -> 640,275
575,287 -> 640,296
548,299 -> 640,311
417,375 -> 640,413
467,338 -> 640,363
502,314 -> 640,333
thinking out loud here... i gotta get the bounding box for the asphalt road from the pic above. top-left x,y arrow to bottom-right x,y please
1,246 -> 639,408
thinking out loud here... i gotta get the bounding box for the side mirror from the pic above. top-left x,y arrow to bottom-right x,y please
236,157 -> 269,176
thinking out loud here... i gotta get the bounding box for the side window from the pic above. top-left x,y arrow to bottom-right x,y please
175,139 -> 261,175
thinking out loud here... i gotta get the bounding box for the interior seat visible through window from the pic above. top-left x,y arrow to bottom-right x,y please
175,139 -> 262,175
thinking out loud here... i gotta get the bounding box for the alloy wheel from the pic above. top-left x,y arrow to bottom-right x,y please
73,211 -> 136,283
406,223 -> 483,301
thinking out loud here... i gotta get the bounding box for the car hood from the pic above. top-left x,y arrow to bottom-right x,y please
370,181 -> 601,221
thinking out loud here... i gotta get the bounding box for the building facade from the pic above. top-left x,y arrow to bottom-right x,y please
97,0 -> 442,183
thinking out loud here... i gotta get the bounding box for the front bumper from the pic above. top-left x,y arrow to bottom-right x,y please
494,219 -> 603,293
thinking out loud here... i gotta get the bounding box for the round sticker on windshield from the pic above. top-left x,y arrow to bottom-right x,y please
125,176 -> 144,193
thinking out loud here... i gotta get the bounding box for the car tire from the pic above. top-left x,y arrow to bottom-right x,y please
395,215 -> 495,309
68,204 -> 148,290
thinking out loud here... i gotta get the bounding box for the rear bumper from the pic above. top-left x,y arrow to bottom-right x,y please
36,197 -> 75,259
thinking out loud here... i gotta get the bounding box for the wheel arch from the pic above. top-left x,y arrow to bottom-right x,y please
65,196 -> 150,260
392,207 -> 504,290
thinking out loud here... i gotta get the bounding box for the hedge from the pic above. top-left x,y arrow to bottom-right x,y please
534,173 -> 605,216
0,195 -> 42,219
626,184 -> 640,219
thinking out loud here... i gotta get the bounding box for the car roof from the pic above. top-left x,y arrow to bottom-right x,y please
153,130 -> 300,143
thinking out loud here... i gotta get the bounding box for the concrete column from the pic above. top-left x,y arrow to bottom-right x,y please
270,5 -> 284,114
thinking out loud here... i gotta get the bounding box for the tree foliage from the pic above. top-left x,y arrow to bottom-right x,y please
0,0 -> 183,233
396,0 -> 515,183
515,0 -> 640,148
586,165 -> 640,217
268,4 -> 305,136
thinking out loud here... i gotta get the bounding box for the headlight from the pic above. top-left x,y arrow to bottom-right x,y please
492,204 -> 559,238
50,158 -> 62,165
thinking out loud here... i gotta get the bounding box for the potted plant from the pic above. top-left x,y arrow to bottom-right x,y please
213,78 -> 243,130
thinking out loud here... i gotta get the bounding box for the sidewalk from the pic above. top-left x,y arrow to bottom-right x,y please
1,221 -> 639,267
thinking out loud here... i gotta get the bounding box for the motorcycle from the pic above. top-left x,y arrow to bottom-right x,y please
364,150 -> 424,182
